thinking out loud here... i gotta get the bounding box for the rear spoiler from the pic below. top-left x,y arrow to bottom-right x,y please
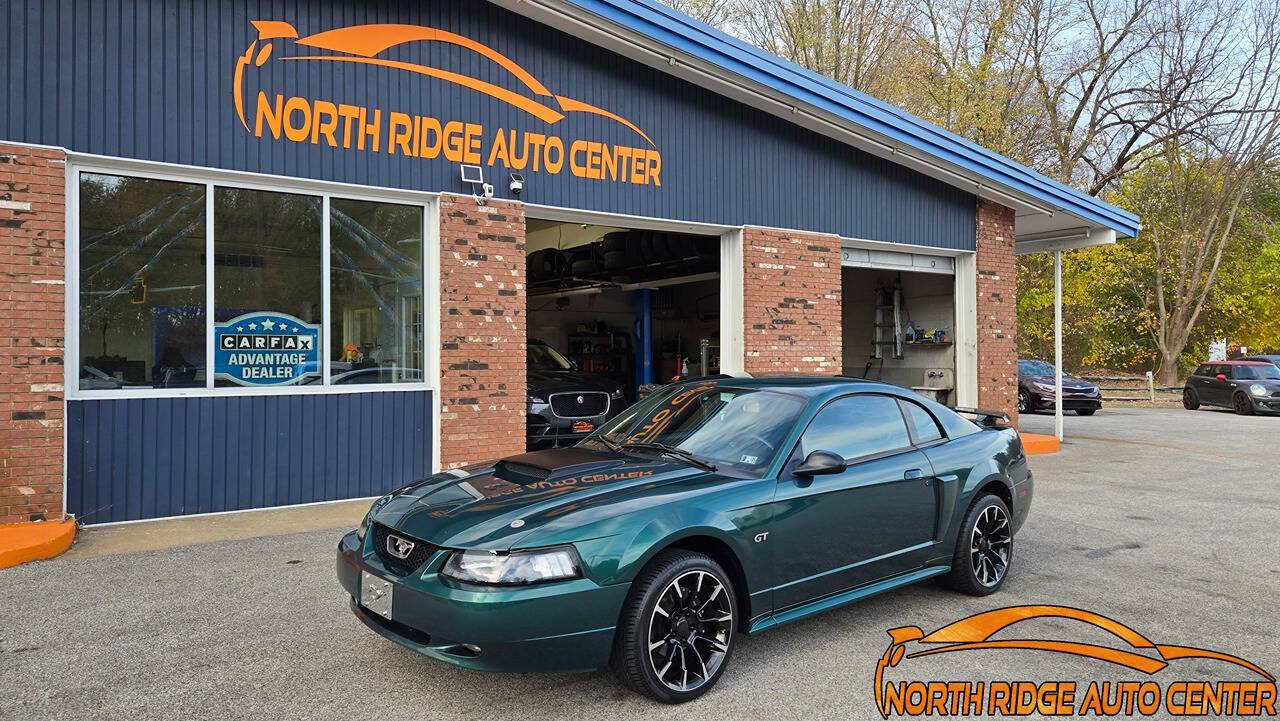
953,407 -> 1012,429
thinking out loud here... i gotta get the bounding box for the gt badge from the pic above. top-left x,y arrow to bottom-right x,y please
754,532 -> 769,543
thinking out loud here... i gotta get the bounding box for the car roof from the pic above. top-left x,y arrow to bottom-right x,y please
696,374 -> 901,398
1206,360 -> 1272,366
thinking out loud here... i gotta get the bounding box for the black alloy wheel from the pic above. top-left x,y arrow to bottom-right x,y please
1182,388 -> 1200,410
941,493 -> 1013,596
1233,392 -> 1254,416
612,550 -> 736,703
1017,389 -> 1031,414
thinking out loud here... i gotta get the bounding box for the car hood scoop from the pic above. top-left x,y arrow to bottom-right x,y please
371,446 -> 702,548
493,448 -> 627,482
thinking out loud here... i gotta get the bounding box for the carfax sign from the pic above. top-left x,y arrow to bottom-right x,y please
214,312 -> 320,386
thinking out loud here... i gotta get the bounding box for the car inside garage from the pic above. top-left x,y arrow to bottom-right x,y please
525,218 -> 722,448
841,250 -> 958,406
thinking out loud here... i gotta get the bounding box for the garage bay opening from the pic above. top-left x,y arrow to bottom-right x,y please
525,219 -> 722,449
841,254 -> 957,406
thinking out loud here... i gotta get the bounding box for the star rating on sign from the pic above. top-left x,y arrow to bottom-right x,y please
261,318 -> 276,331
248,322 -> 258,330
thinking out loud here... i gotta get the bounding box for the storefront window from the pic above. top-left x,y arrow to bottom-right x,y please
212,187 -> 323,386
329,199 -> 423,383
78,173 -> 206,390
75,171 -> 429,392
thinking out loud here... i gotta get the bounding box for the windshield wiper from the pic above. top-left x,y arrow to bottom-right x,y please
589,435 -> 624,453
621,441 -> 718,471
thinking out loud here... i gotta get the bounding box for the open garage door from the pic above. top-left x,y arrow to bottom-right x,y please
841,247 -> 959,406
525,219 -> 722,449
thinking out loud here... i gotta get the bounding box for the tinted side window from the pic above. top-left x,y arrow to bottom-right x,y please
1193,364 -> 1211,377
900,400 -> 943,443
1213,365 -> 1231,378
799,395 -> 912,461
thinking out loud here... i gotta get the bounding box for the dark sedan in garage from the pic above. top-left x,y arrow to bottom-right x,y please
1017,359 -> 1103,415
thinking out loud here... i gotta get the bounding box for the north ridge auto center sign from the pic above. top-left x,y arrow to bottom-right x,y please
215,312 -> 320,386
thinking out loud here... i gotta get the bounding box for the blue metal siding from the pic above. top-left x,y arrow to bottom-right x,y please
1,0 -> 975,249
66,391 -> 434,524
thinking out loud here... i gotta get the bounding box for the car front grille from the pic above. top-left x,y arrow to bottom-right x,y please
372,522 -> 438,575
549,391 -> 609,418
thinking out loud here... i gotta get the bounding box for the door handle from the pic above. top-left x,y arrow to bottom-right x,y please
904,468 -> 924,480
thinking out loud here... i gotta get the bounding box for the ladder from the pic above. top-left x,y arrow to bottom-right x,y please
872,280 -> 903,360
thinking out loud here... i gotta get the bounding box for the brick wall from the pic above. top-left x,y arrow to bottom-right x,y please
741,227 -> 841,375
0,144 -> 66,523
438,194 -> 526,468
975,198 -> 1018,424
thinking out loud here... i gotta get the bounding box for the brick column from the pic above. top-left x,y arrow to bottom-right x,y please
742,227 -> 841,375
0,144 -> 66,523
438,195 -> 526,469
976,198 -> 1018,423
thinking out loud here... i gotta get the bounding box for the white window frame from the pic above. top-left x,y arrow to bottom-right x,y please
65,154 -> 440,400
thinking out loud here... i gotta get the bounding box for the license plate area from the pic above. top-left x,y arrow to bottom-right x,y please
361,570 -> 394,620
572,420 -> 595,433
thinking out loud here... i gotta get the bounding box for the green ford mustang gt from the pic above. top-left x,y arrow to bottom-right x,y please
336,376 -> 1033,702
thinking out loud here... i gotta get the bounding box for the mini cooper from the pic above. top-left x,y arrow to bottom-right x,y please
336,376 -> 1033,702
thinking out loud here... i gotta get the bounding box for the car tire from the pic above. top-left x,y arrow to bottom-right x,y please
1075,408 -> 1096,416
1017,389 -> 1031,414
1233,392 -> 1254,416
611,550 -> 737,703
1182,388 -> 1200,410
940,493 -> 1013,596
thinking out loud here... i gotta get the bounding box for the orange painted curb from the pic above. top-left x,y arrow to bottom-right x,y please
1021,433 -> 1061,455
0,518 -> 76,569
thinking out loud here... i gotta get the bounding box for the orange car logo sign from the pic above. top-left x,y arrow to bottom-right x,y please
232,20 -> 662,186
875,605 -> 1276,717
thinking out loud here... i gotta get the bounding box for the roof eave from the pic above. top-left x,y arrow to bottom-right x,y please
499,0 -> 1140,241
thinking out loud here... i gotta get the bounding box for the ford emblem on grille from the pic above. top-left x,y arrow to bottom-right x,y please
576,395 -> 584,404
386,534 -> 415,559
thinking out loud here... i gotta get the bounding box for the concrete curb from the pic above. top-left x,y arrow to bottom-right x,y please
0,518 -> 77,569
1022,433 -> 1061,455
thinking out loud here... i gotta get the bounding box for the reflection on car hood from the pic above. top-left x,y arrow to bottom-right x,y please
369,446 -> 710,549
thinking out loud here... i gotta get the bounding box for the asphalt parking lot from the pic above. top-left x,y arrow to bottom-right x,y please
3,406 -> 1277,720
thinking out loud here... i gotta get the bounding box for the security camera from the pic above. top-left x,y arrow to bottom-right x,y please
481,183 -> 495,199
509,173 -> 524,196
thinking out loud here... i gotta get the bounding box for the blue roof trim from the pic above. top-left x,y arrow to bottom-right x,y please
558,0 -> 1141,238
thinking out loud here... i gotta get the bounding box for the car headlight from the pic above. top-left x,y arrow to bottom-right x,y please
528,394 -> 546,404
1033,381 -> 1057,392
610,389 -> 624,400
441,545 -> 582,585
356,494 -> 394,541
1250,384 -> 1267,397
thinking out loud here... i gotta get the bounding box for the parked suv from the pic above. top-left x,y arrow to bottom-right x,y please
1241,354 -> 1280,371
527,339 -> 625,449
1016,359 -> 1102,415
1183,360 -> 1280,415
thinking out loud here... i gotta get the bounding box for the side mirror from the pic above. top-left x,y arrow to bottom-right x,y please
794,450 -> 846,478
1216,374 -> 1227,381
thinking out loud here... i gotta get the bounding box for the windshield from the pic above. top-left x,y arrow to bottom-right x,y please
1019,360 -> 1062,376
590,382 -> 806,475
1236,364 -> 1280,380
528,343 -> 574,371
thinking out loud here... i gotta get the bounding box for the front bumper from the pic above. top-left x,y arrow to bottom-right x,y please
1249,396 -> 1280,414
526,399 -> 619,448
1029,391 -> 1102,411
336,531 -> 629,673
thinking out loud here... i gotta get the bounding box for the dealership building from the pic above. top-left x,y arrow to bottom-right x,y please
0,0 -> 1138,524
